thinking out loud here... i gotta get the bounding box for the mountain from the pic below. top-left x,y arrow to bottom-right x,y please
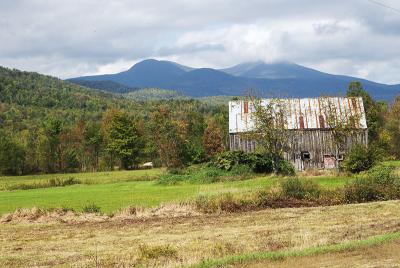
68,80 -> 138,93
68,59 -> 400,100
221,61 -> 329,79
69,59 -> 187,91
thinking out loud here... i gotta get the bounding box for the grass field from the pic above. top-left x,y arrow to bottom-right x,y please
1,200 -> 399,267
0,170 -> 352,215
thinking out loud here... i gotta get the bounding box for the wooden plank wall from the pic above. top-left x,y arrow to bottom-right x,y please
229,129 -> 368,170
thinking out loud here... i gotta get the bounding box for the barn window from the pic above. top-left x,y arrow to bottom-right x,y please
301,151 -> 310,160
244,101 -> 249,114
319,115 -> 325,128
299,116 -> 305,129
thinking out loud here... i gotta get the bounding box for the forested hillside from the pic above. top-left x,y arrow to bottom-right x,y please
0,67 -> 399,176
0,67 -> 228,175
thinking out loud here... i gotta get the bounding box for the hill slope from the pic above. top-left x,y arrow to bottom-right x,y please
0,66 -> 139,114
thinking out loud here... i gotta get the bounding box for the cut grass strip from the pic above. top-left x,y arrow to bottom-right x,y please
189,231 -> 400,268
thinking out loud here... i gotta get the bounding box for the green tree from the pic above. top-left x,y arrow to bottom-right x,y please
0,130 -> 26,175
104,110 -> 143,169
346,81 -> 382,141
250,97 -> 289,174
150,106 -> 187,168
84,122 -> 103,171
42,116 -> 63,172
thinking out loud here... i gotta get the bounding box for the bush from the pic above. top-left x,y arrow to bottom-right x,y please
230,164 -> 253,176
366,165 -> 396,186
210,151 -> 273,173
343,144 -> 376,173
281,178 -> 321,200
82,203 -> 101,213
49,177 -> 80,187
276,160 -> 296,176
344,165 -> 400,202
344,177 -> 381,202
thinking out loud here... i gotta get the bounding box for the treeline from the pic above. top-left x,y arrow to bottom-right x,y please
0,101 -> 227,175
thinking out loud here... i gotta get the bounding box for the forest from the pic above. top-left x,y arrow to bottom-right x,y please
0,66 -> 399,176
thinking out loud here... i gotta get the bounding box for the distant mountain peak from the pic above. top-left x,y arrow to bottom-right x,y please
68,58 -> 399,100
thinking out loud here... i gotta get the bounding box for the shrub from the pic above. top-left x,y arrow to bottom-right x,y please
344,177 -> 380,203
276,160 -> 296,176
281,178 -> 320,200
210,151 -> 273,173
343,144 -> 376,173
245,153 -> 273,173
229,164 -> 252,176
82,203 -> 101,214
344,165 -> 400,202
49,177 -> 80,187
366,165 -> 396,186
157,174 -> 188,185
211,151 -> 245,171
194,193 -> 253,213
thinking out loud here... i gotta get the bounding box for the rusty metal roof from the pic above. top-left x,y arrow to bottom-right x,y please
229,97 -> 367,133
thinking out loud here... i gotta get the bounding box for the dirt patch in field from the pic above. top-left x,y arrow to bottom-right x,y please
0,204 -> 201,224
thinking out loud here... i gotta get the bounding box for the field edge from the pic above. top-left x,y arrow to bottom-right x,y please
189,231 -> 400,268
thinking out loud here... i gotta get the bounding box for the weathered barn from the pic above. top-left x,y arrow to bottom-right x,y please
229,97 -> 368,170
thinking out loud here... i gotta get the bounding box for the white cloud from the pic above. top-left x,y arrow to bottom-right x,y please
0,0 -> 399,84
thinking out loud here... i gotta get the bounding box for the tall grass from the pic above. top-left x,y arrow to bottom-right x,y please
5,177 -> 81,190
157,165 -> 254,185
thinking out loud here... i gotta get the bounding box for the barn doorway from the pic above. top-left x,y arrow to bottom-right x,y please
323,154 -> 336,169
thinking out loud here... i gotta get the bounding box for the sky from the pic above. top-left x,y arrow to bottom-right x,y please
0,0 -> 400,84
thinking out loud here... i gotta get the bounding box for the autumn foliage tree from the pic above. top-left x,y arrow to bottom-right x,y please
203,120 -> 225,158
150,106 -> 187,168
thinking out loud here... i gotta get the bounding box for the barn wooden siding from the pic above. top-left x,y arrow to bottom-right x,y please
229,129 -> 368,170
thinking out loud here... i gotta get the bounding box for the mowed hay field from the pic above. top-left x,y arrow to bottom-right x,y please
1,201 -> 400,267
232,238 -> 400,268
0,169 -> 350,215
1,162 -> 400,267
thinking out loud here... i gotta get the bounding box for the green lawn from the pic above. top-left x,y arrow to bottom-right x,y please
0,168 -> 164,190
0,173 -> 352,215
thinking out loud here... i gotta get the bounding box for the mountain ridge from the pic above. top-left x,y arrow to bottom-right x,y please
68,59 -> 399,100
